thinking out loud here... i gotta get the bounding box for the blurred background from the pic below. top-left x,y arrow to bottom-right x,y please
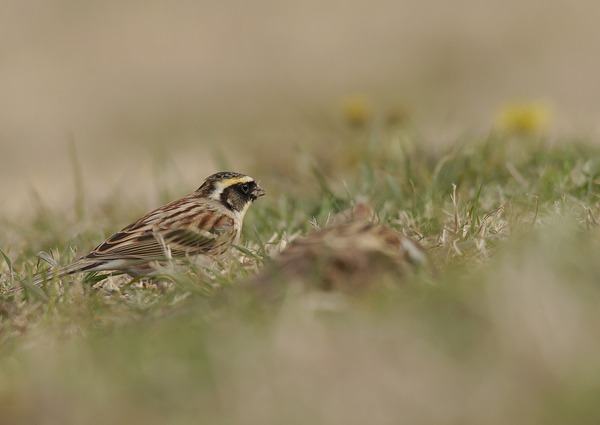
2,0 -> 600,216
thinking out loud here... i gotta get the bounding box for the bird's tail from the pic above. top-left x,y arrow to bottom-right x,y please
3,252 -> 90,295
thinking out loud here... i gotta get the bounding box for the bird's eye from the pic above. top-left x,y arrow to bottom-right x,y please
239,183 -> 250,194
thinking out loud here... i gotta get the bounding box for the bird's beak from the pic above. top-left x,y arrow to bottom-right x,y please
253,185 -> 266,199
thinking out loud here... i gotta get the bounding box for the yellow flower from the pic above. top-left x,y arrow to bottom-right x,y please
495,101 -> 552,135
341,94 -> 372,126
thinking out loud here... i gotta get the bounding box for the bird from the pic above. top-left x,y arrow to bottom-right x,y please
247,217 -> 430,298
10,171 -> 265,293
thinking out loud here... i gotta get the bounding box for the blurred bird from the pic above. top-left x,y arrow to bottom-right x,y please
249,209 -> 429,297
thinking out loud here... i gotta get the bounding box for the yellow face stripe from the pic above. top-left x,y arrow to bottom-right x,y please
219,176 -> 254,187
210,175 -> 254,200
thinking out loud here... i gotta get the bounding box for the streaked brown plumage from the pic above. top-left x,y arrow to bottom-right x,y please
11,171 -> 264,292
249,218 -> 430,297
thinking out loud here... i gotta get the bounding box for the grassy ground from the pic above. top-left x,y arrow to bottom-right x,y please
2,116 -> 600,424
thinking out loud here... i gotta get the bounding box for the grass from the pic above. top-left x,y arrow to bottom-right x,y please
2,118 -> 600,424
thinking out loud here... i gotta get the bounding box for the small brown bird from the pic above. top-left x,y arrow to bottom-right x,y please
249,219 -> 429,297
13,171 -> 265,292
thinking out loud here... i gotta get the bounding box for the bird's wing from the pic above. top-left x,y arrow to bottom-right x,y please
84,219 -> 234,263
